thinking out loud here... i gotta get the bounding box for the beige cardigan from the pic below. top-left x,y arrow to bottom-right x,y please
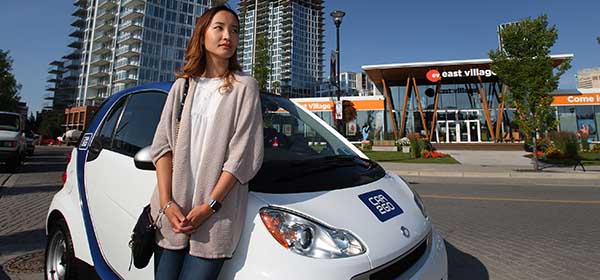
149,73 -> 264,258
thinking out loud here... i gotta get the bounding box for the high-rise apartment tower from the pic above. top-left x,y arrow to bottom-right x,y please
238,0 -> 324,98
76,0 -> 213,106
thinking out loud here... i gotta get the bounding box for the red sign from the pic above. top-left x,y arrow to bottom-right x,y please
426,69 -> 441,83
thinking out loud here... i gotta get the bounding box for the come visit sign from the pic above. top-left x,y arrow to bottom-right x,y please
552,93 -> 600,106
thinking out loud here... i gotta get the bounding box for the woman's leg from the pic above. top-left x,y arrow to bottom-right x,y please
178,254 -> 225,280
154,247 -> 188,280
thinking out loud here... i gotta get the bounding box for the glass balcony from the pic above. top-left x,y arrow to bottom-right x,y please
115,58 -> 140,71
114,71 -> 138,83
121,8 -> 144,20
94,31 -> 114,43
97,8 -> 116,21
119,19 -> 143,33
92,43 -> 112,55
115,45 -> 141,57
122,0 -> 144,8
95,19 -> 115,32
117,32 -> 142,44
90,55 -> 110,66
98,0 -> 116,10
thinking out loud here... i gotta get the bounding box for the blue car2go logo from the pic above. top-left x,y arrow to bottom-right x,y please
358,189 -> 403,222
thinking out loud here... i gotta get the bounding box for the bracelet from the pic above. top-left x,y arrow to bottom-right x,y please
159,200 -> 173,214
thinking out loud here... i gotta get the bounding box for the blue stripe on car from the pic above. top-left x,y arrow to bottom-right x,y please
75,83 -> 172,279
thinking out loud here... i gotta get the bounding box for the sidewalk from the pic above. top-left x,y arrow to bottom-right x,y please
378,150 -> 600,179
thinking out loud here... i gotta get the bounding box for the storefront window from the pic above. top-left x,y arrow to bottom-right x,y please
558,106 -> 577,134
594,106 -> 600,141
576,106 -> 597,142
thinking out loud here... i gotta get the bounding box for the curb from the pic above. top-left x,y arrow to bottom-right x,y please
391,170 -> 600,180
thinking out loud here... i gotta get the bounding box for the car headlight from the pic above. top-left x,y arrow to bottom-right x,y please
259,207 -> 365,259
392,174 -> 429,219
410,187 -> 429,220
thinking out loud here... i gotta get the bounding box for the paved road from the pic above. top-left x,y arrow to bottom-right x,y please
1,148 -> 599,280
0,146 -> 72,280
406,176 -> 600,280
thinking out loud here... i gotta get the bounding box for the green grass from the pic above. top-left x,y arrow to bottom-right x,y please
363,151 -> 459,164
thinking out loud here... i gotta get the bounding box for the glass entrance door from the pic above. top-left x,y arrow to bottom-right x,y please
436,120 -> 458,143
457,120 -> 481,142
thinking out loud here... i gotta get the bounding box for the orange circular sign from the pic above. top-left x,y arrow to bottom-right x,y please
426,69 -> 441,83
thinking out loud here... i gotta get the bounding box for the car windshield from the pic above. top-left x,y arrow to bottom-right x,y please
0,114 -> 19,132
250,94 -> 385,193
260,94 -> 358,162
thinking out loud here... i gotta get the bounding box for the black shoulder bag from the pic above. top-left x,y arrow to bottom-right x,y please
129,78 -> 189,270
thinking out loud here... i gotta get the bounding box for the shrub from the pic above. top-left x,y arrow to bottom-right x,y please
591,143 -> 600,153
543,143 -> 563,159
548,131 -> 579,159
419,139 -> 433,152
523,137 -> 550,152
408,134 -> 421,159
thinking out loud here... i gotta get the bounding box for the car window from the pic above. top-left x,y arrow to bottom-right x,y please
0,114 -> 20,132
112,91 -> 167,157
97,99 -> 126,149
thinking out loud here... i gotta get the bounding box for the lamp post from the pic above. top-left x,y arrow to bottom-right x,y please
330,10 -> 345,133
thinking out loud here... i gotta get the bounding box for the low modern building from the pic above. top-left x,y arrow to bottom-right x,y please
358,54 -> 576,143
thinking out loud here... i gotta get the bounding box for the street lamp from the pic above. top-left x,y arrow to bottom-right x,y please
330,10 -> 345,133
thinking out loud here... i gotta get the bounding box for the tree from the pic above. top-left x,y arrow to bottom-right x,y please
253,33 -> 271,90
0,49 -> 22,112
39,112 -> 64,139
489,15 -> 571,171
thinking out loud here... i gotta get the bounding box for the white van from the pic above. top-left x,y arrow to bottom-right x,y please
0,111 -> 27,172
45,83 -> 447,280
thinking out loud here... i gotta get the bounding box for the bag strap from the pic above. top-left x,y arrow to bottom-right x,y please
177,77 -> 190,123
174,77 -> 190,141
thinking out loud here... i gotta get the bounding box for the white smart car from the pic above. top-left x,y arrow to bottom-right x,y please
45,83 -> 447,280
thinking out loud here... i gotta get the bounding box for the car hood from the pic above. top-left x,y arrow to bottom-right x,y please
250,173 -> 431,268
0,131 -> 19,141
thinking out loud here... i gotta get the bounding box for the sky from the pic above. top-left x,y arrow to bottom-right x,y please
1,0 -> 599,114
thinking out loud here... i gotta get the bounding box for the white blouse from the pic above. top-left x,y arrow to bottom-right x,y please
189,77 -> 224,203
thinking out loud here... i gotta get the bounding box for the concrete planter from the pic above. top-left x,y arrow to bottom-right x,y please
401,146 -> 411,153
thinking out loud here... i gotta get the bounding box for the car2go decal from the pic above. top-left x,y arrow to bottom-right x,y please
358,189 -> 403,222
78,133 -> 93,151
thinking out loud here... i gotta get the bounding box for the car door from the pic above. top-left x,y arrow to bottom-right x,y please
85,90 -> 167,278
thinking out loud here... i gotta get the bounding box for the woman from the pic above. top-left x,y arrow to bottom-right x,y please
149,5 -> 264,280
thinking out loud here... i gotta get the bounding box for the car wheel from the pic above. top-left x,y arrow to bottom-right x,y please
45,219 -> 78,280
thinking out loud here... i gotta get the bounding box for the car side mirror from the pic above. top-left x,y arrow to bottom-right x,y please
134,146 -> 155,170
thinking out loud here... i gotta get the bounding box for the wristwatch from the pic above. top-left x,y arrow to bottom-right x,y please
208,199 -> 222,213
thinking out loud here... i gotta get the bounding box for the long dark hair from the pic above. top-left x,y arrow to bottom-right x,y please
176,5 -> 242,93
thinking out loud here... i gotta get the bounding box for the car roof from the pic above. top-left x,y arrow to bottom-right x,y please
107,81 -> 285,103
0,111 -> 21,116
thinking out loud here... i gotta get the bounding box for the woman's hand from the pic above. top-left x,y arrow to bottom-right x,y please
183,204 -> 213,234
164,203 -> 193,234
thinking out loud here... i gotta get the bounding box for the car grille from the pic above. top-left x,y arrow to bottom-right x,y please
351,232 -> 431,280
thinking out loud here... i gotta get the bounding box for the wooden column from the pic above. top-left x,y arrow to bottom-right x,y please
411,76 -> 429,139
428,82 -> 442,141
477,75 -> 495,141
381,78 -> 399,139
495,84 -> 508,141
399,77 -> 411,138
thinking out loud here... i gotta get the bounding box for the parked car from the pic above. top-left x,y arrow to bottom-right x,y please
40,138 -> 56,146
45,83 -> 447,280
0,111 -> 27,171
